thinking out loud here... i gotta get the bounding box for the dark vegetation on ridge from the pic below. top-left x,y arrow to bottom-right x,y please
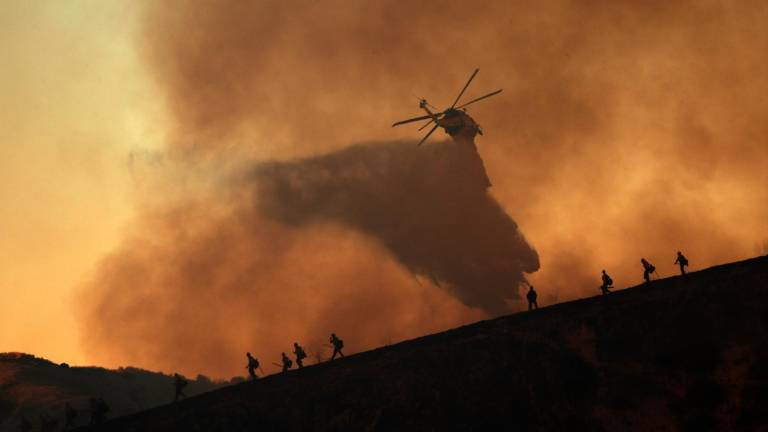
0,355 -> 225,431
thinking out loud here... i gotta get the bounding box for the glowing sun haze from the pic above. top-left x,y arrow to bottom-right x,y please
0,1 -> 164,365
1,0 -> 766,378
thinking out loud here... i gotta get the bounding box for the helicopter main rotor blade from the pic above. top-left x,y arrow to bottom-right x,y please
418,118 -> 434,131
450,68 -> 479,109
418,111 -> 447,130
418,123 -> 440,146
392,114 -> 434,127
456,89 -> 503,109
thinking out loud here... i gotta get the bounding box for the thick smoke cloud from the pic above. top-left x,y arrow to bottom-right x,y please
255,140 -> 539,314
79,0 -> 767,377
79,148 -> 498,378
79,140 -> 534,377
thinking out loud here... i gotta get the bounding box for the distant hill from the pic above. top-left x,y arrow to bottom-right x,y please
0,353 -> 228,431
74,255 -> 767,431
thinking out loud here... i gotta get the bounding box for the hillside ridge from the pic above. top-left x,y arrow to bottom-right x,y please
77,255 -> 768,431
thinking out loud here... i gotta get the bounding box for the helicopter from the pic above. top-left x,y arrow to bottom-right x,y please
392,69 -> 502,145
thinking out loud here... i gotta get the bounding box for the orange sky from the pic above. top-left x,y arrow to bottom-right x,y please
0,1 -> 162,364
1,0 -> 767,377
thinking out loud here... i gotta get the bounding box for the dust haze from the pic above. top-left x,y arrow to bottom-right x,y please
79,0 -> 767,378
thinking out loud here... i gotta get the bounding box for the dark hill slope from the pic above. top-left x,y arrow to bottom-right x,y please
0,354 -> 223,431
83,256 -> 768,431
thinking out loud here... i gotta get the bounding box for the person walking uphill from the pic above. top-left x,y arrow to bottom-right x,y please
173,373 -> 188,402
88,397 -> 109,425
19,415 -> 32,432
64,402 -> 77,430
674,251 -> 689,275
281,352 -> 293,373
293,342 -> 307,368
600,270 -> 613,295
640,258 -> 656,283
526,285 -> 538,310
246,352 -> 260,381
330,333 -> 345,360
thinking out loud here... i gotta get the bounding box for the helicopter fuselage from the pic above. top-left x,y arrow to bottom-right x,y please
419,106 -> 490,189
421,107 -> 482,142
392,69 -> 498,189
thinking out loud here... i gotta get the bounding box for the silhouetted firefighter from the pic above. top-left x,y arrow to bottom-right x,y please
674,251 -> 689,275
281,352 -> 293,372
64,402 -> 77,430
246,352 -> 260,380
293,342 -> 307,368
174,373 -> 188,402
600,270 -> 613,294
641,258 -> 656,283
18,414 -> 32,432
526,285 -> 538,310
38,412 -> 57,432
330,333 -> 345,360
88,397 -> 109,425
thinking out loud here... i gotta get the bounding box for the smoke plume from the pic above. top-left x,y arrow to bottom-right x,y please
78,0 -> 767,377
255,140 -> 539,313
